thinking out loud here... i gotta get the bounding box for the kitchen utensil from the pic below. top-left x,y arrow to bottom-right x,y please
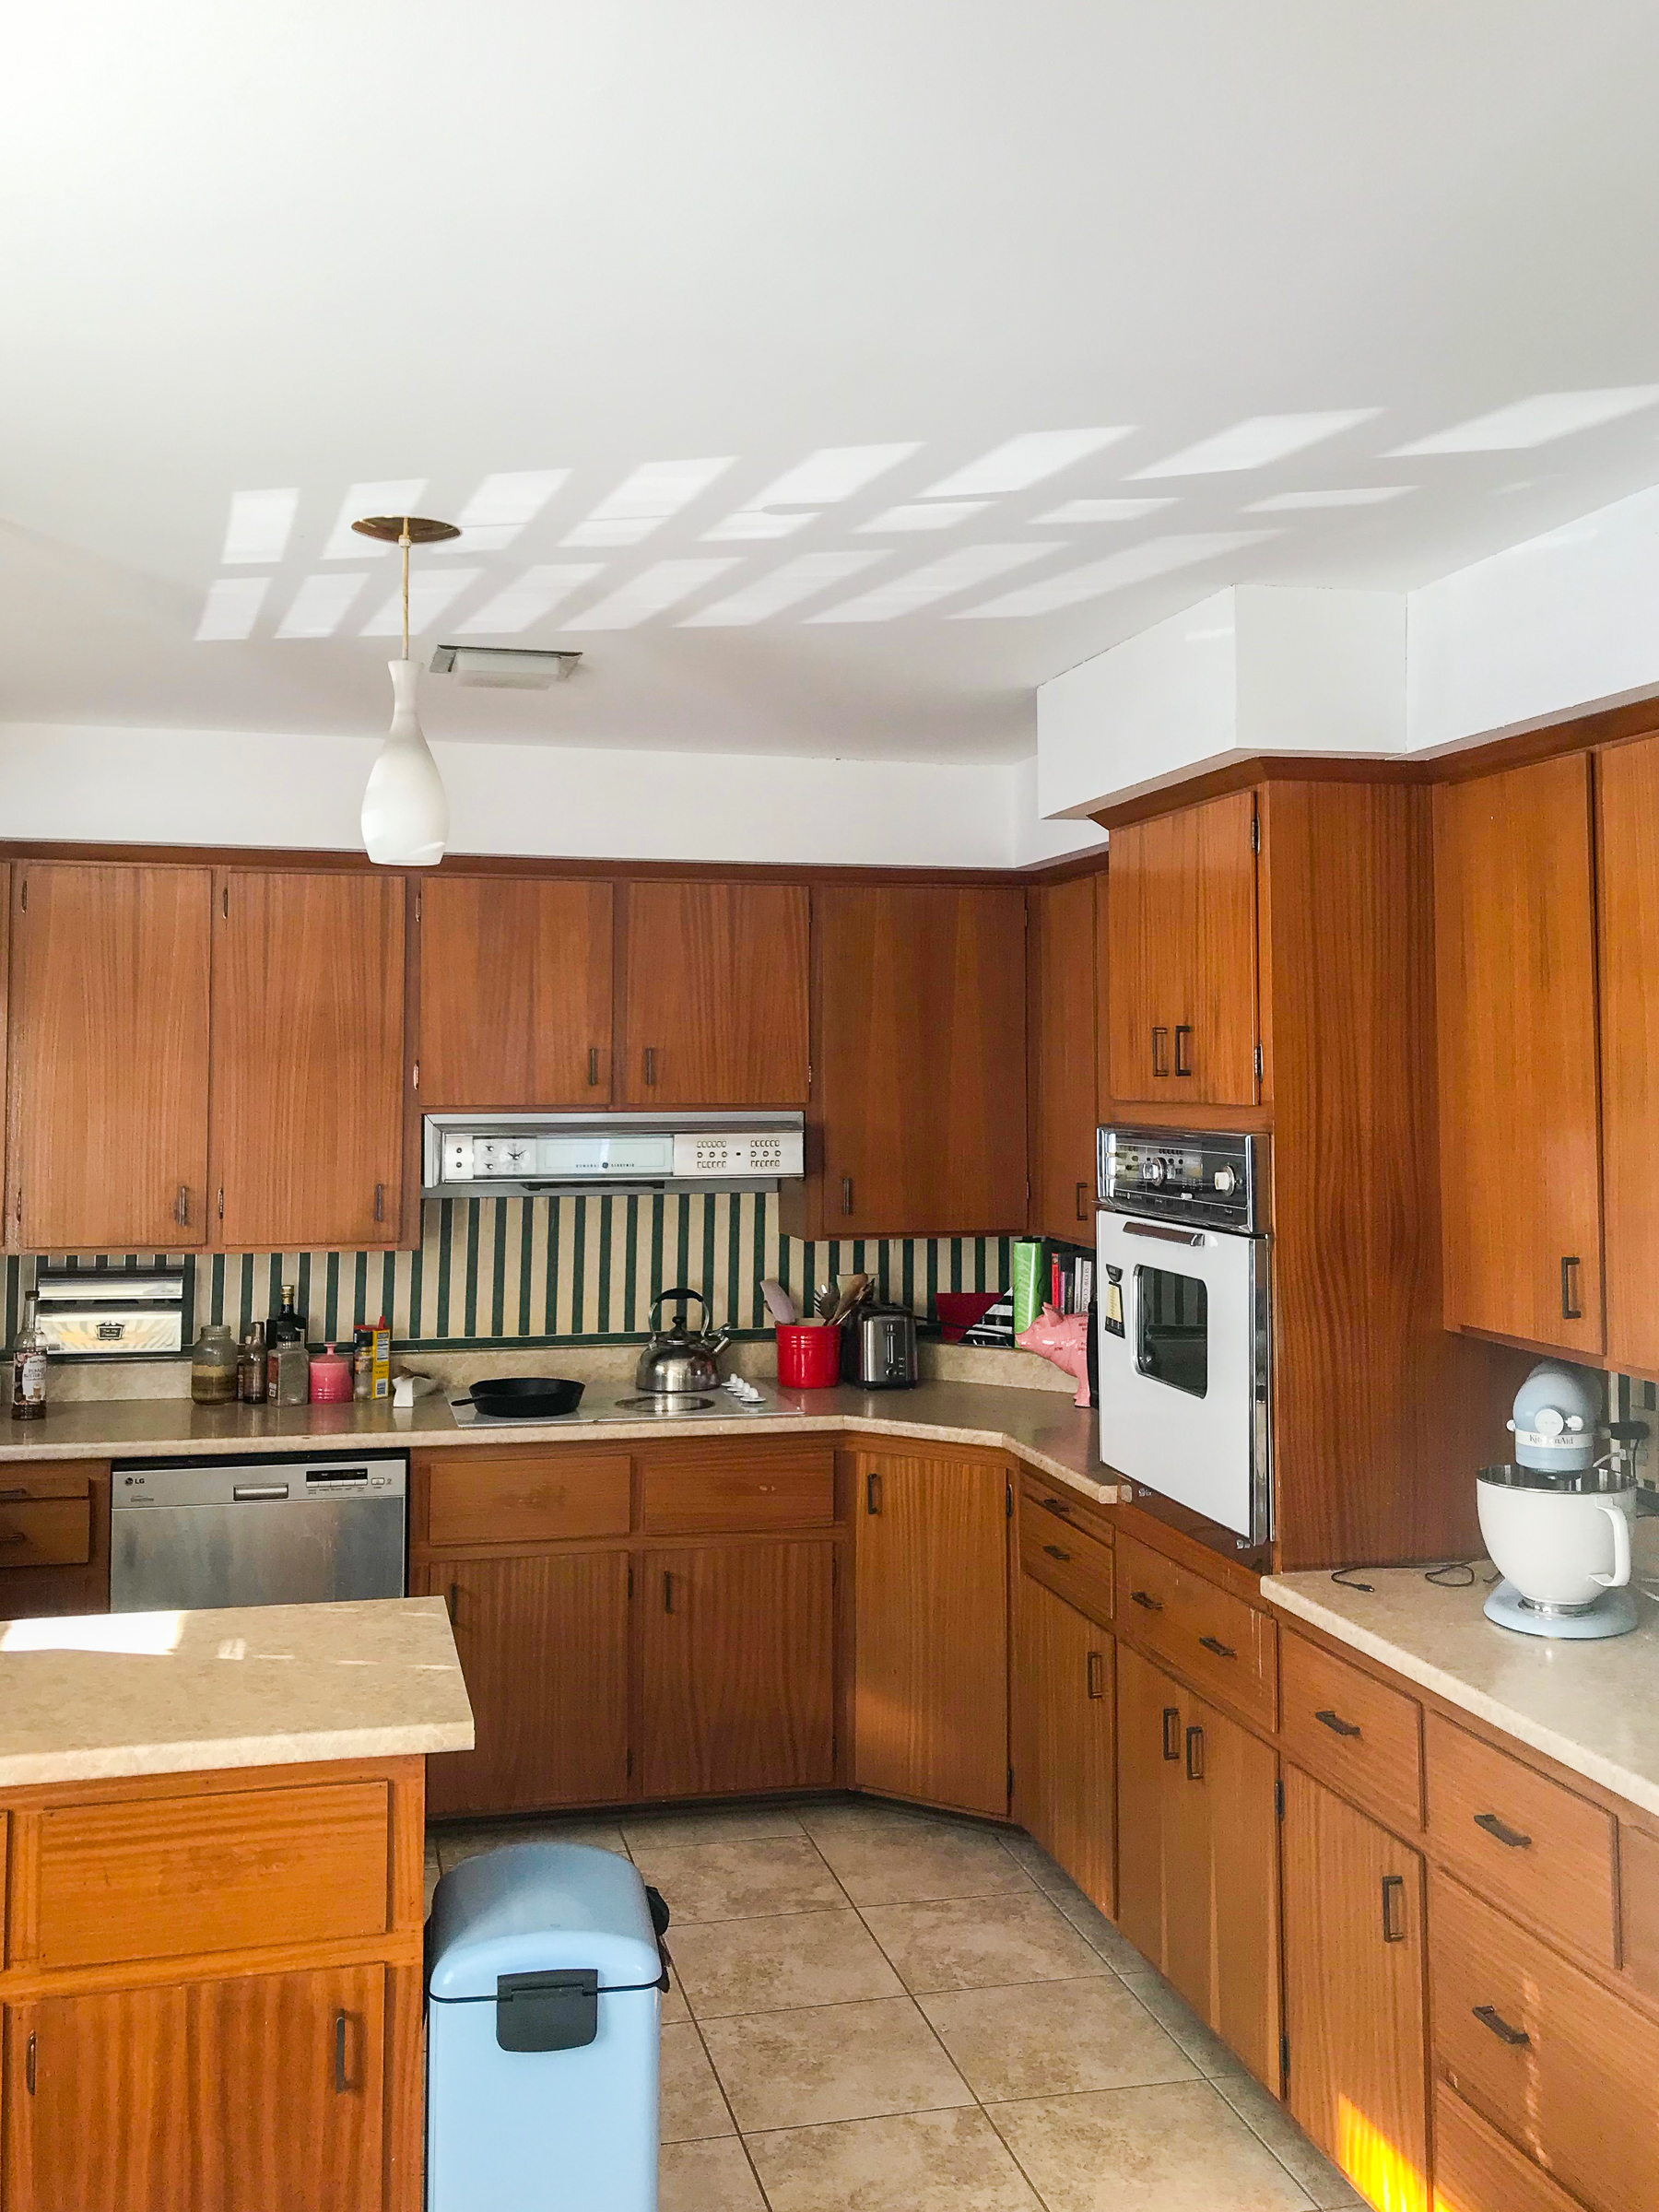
776,1323 -> 842,1390
760,1278 -> 798,1326
465,1376 -> 586,1419
841,1306 -> 919,1389
634,1288 -> 730,1395
814,1285 -> 837,1324
824,1274 -> 873,1329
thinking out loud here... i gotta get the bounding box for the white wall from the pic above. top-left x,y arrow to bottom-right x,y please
1234,586 -> 1405,756
1406,482 -> 1659,753
0,721 -> 1104,871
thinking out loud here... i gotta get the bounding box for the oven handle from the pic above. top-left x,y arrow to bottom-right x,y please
1121,1220 -> 1206,1249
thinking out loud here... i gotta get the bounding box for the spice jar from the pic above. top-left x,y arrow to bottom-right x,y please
191,1324 -> 240,1406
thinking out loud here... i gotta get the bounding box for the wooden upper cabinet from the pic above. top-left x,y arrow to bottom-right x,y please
1105,791 -> 1259,1109
418,877 -> 613,1109
815,885 -> 1027,1235
618,881 -> 808,1107
6,864 -> 211,1251
1029,875 -> 1100,1242
1596,734 -> 1659,1375
1434,758 -> 1604,1354
210,871 -> 406,1251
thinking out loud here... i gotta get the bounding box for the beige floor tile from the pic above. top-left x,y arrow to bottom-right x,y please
1214,2070 -> 1365,2208
422,1840 -> 441,1915
920,1975 -> 1199,2101
621,1804 -> 806,1850
748,2105 -> 1042,2211
432,1817 -> 629,1874
861,1890 -> 1103,1994
659,2136 -> 768,2211
702,1994 -> 972,2131
798,1795 -> 982,1838
669,1907 -> 903,2019
807,1814 -> 1034,1908
632,1836 -> 848,1923
661,1965 -> 692,2025
1046,1886 -> 1147,1973
1119,1971 -> 1249,2077
660,2023 -> 735,2145
987,2080 -> 1316,2210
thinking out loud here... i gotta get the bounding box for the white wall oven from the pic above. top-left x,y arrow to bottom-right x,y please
1095,1126 -> 1271,1547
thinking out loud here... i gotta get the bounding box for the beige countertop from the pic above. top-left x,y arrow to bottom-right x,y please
1263,1519 -> 1659,1821
0,1380 -> 1125,1504
0,1594 -> 474,1790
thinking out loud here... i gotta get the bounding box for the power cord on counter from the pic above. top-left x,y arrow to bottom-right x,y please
1328,1560 -> 1500,1594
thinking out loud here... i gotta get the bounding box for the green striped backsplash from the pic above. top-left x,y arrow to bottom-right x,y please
5,1195 -> 1011,1350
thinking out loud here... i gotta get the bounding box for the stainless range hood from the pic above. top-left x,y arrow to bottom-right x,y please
422,1112 -> 806,1197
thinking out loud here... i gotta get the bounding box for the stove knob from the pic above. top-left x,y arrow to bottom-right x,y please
1213,1167 -> 1238,1195
1142,1159 -> 1166,1185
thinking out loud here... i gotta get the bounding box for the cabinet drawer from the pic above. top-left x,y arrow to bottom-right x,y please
1115,1533 -> 1277,1730
1619,1820 -> 1659,2005
1426,1711 -> 1616,1969
1019,1512 -> 1113,1629
0,1497 -> 90,1568
640,1439 -> 835,1534
1281,1629 -> 1422,1829
1018,1470 -> 1115,1547
1430,1871 -> 1659,2212
22,1780 -> 392,1971
0,1464 -> 93,1502
424,1448 -> 630,1547
1432,2082 -> 1588,2212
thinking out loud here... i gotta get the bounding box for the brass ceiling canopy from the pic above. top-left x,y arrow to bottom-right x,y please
350,515 -> 462,545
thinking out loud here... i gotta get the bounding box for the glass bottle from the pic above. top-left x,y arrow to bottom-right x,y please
190,1324 -> 240,1406
11,1295 -> 47,1421
270,1283 -> 303,1347
237,1322 -> 268,1406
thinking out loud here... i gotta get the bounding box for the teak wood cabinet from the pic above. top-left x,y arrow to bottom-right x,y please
618,881 -> 811,1108
1027,873 -> 1100,1243
1594,730 -> 1659,1374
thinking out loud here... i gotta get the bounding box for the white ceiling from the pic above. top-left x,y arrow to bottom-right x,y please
6,2 -> 1659,764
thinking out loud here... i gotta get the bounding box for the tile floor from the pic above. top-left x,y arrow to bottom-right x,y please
426,1797 -> 1362,2212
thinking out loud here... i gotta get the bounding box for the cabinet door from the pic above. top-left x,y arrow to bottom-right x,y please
1435,758 -> 1603,1353
4,1964 -> 384,2212
1106,792 -> 1258,1109
641,1539 -> 835,1797
418,876 -> 613,1108
1114,1640 -> 1179,1969
818,886 -> 1027,1235
1029,876 -> 1100,1243
210,872 -> 406,1250
854,1451 -> 1009,1817
1196,1688 -> 1282,2090
6,864 -> 211,1250
1283,1766 -> 1429,2212
1012,1572 -> 1115,1916
1596,735 -> 1659,1374
618,881 -> 808,1106
423,1550 -> 630,1817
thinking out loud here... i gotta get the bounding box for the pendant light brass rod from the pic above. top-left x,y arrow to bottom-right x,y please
400,516 -> 412,661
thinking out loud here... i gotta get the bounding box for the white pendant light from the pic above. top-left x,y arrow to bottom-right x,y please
353,512 -> 459,866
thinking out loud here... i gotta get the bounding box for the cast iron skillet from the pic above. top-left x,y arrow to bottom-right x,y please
464,1376 -> 585,1418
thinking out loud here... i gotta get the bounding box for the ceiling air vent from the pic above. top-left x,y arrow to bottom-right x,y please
429,644 -> 582,689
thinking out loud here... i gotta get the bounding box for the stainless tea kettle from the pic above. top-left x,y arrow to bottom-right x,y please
634,1288 -> 730,1395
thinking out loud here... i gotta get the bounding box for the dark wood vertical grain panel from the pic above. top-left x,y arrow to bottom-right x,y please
1028,875 -> 1101,1241
618,880 -> 808,1107
1595,732 -> 1659,1376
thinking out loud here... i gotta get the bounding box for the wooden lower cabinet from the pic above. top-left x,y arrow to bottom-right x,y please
4,1965 -> 387,2212
1432,2082 -> 1587,2212
1012,1572 -> 1115,1916
422,1550 -> 631,1817
641,1539 -> 835,1797
1282,1766 -> 1430,2212
853,1450 -> 1010,1818
1115,1641 -> 1280,2088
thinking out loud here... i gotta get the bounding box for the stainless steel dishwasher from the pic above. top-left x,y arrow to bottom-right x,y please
110,1453 -> 407,1611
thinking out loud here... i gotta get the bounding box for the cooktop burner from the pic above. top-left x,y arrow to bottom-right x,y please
448,1379 -> 805,1428
613,1393 -> 715,1414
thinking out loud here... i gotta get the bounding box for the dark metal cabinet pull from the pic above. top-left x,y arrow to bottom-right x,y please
1198,1634 -> 1236,1661
1474,1811 -> 1533,1851
644,1046 -> 658,1087
1185,1724 -> 1206,1781
1151,1025 -> 1170,1077
1381,1875 -> 1406,1943
663,1571 -> 675,1614
1040,1497 -> 1073,1523
334,2011 -> 350,2092
1161,1706 -> 1182,1760
1472,2004 -> 1530,2048
0,1487 -> 30,1502
1042,1542 -> 1072,1563
1086,1651 -> 1105,1700
26,2032 -> 36,2095
0,1530 -> 27,1547
841,1175 -> 854,1216
1560,1255 -> 1583,1320
373,1182 -> 385,1224
865,1471 -> 882,1515
1315,1708 -> 1362,1739
587,1046 -> 600,1087
1174,1024 -> 1194,1077
175,1183 -> 190,1227
1130,1589 -> 1163,1614
1076,1180 -> 1089,1222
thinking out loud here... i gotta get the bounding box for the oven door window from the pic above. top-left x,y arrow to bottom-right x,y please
1134,1265 -> 1208,1398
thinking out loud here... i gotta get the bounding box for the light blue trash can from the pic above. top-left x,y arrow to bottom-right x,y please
427,1842 -> 669,2211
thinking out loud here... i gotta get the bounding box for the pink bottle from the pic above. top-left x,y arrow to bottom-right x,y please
309,1343 -> 353,1403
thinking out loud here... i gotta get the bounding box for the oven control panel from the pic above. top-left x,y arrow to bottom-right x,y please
1098,1127 -> 1260,1233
